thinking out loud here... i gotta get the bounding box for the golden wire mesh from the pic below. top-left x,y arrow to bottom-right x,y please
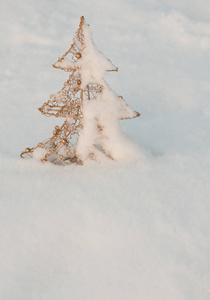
20,16 -> 140,165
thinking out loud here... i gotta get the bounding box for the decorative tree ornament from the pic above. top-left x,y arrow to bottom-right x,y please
75,53 -> 81,59
20,16 -> 140,164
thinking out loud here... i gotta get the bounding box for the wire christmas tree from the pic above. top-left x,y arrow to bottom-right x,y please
20,16 -> 140,164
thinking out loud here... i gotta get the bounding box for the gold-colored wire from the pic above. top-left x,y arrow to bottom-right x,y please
20,16 -> 140,164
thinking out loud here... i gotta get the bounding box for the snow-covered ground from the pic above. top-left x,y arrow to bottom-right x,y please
0,0 -> 210,299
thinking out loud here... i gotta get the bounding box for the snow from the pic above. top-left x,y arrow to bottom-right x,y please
77,94 -> 140,161
1,1 -> 210,299
78,22 -> 117,89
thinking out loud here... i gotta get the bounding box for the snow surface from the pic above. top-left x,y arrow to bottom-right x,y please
1,0 -> 210,299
